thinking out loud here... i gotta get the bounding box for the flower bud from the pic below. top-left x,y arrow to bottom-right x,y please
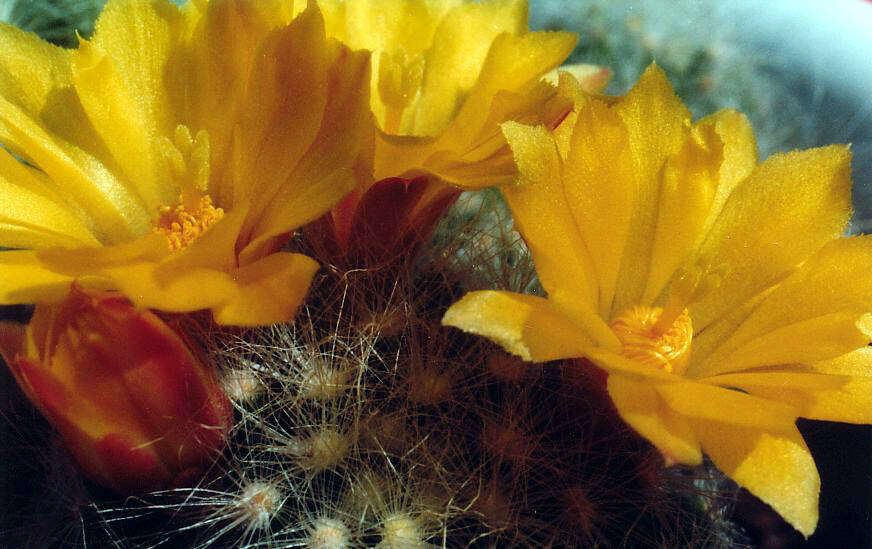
0,285 -> 231,493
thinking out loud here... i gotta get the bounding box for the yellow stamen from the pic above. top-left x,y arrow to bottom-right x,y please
152,194 -> 224,252
611,306 -> 693,374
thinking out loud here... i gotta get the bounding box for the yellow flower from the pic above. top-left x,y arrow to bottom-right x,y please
0,0 -> 372,325
442,64 -> 872,537
318,0 -> 579,225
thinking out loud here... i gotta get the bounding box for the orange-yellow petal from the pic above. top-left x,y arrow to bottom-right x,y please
705,371 -> 872,424
691,145 -> 852,332
696,236 -> 872,376
213,252 -> 319,326
610,64 -> 691,315
0,250 -> 75,304
0,151 -> 98,248
606,374 -> 702,465
234,4 -> 331,226
689,419 -> 819,537
561,99 -> 635,316
442,290 -> 601,362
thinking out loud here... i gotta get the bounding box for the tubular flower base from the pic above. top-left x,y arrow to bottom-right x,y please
309,174 -> 461,267
0,285 -> 232,493
0,0 -> 373,325
442,64 -> 872,537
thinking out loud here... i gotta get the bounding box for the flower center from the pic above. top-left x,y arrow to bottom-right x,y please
152,194 -> 224,252
151,125 -> 222,251
610,306 -> 693,374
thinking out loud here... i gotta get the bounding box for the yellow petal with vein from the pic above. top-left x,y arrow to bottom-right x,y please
74,0 -> 183,211
447,29 -> 576,148
562,100 -> 634,315
656,381 -> 798,430
690,419 -> 819,537
500,122 -> 599,316
706,371 -> 872,424
442,290 -> 599,362
643,121 -> 724,304
692,145 -> 852,331
0,251 -> 74,304
411,0 -> 527,135
104,261 -> 237,313
699,236 -> 872,376
0,151 -> 97,248
606,374 -> 702,465
0,23 -> 103,155
0,96 -> 144,242
243,168 -> 359,265
501,123 -> 618,346
611,64 -> 691,314
182,0 -> 293,207
236,4 -> 330,229
694,110 -> 756,238
214,252 -> 319,326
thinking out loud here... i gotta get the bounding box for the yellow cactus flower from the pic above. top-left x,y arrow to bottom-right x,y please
315,0 -> 581,260
442,64 -> 872,537
0,0 -> 372,325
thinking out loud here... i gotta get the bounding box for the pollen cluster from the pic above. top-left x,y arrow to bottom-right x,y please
610,306 -> 693,374
153,194 -> 225,251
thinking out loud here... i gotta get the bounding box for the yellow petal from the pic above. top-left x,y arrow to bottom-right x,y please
0,151 -> 98,248
445,29 -> 577,149
410,0 -> 527,136
0,23 -> 104,159
689,419 -> 819,537
214,252 -> 319,326
811,346 -> 872,376
320,0 -> 449,132
181,0 -> 295,207
104,261 -> 238,313
442,290 -> 600,362
694,110 -> 757,239
698,236 -> 872,376
561,100 -> 635,315
0,250 -> 74,304
642,121 -> 724,304
705,371 -> 872,424
656,381 -> 798,430
606,374 -> 702,465
242,168 -> 359,265
691,145 -> 852,331
0,95 -> 145,242
35,234 -> 169,275
611,64 -> 691,314
73,0 -> 184,212
500,122 -> 595,305
235,4 -> 331,229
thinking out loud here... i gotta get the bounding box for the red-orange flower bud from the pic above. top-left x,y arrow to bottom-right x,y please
0,285 -> 231,493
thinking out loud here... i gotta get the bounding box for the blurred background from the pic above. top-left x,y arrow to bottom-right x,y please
1,0 -> 870,547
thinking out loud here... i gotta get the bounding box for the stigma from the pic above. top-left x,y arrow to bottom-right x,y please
610,306 -> 693,374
